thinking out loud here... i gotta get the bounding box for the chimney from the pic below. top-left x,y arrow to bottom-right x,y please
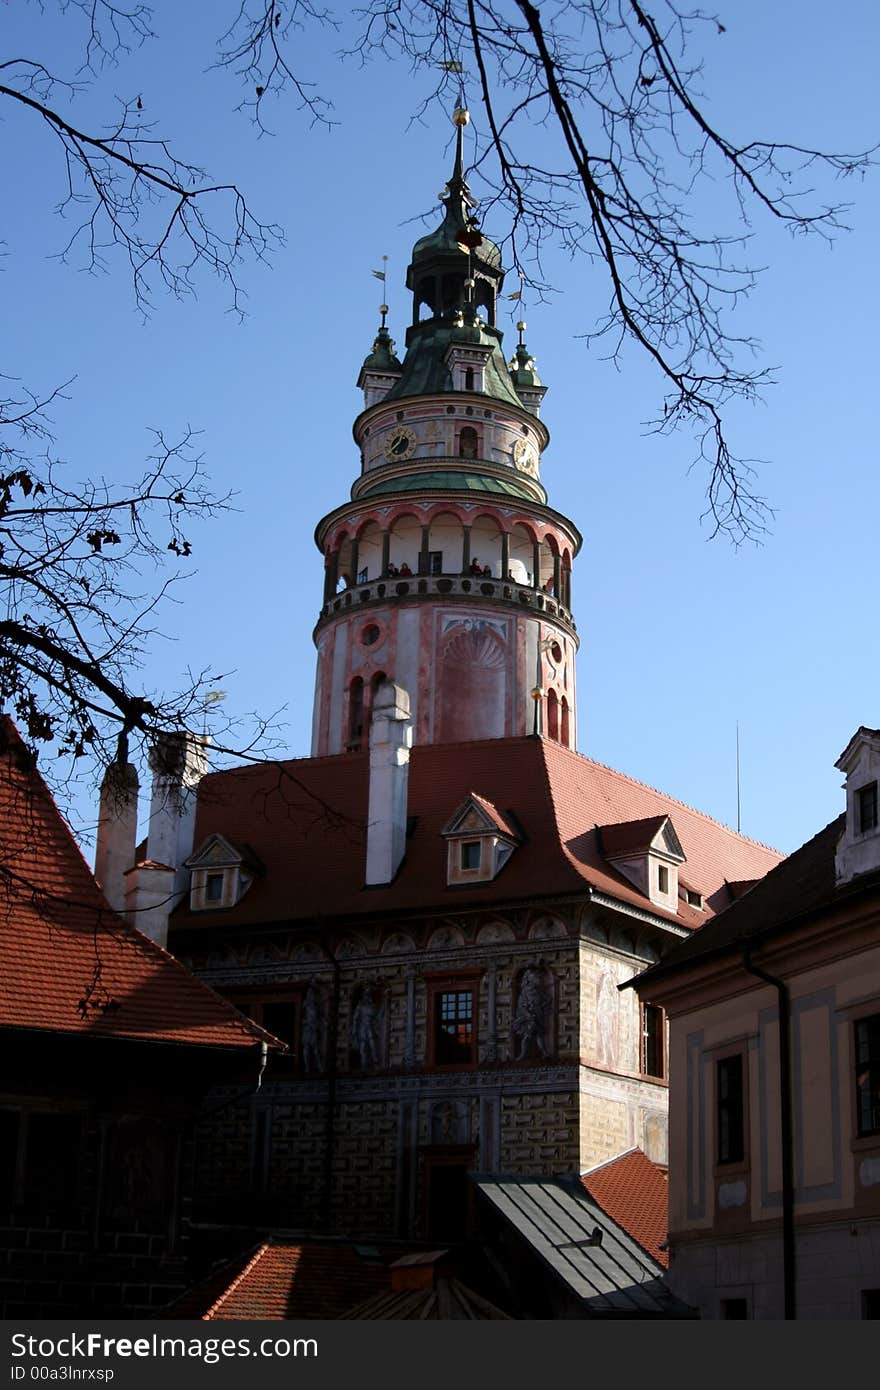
94,757 -> 139,914
366,683 -> 412,886
124,731 -> 208,946
146,730 -> 209,893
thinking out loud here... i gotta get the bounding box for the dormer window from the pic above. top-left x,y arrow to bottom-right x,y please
598,814 -> 686,914
834,727 -> 880,885
186,833 -> 262,912
442,794 -> 520,886
858,782 -> 878,835
461,841 -> 482,871
684,887 -> 704,910
205,872 -> 224,904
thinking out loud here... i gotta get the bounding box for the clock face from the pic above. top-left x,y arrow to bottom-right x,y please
513,438 -> 537,476
384,426 -> 416,462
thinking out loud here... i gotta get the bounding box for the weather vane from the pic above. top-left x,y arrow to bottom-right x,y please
371,255 -> 389,326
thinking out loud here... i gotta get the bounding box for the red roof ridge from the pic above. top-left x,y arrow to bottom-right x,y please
117,918 -> 281,1049
203,1242 -> 272,1320
580,1145 -> 641,1178
544,739 -> 782,857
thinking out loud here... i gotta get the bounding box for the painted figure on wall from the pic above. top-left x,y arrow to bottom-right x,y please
595,966 -> 618,1068
350,982 -> 384,1069
301,976 -> 325,1073
512,962 -> 553,1060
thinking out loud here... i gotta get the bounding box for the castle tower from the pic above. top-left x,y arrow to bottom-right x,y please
311,110 -> 581,755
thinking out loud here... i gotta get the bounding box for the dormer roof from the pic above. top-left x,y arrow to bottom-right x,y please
835,725 -> 880,770
598,815 -> 685,864
442,793 -> 520,842
185,833 -> 264,876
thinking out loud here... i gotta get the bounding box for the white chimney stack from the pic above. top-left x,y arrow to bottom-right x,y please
366,683 -> 412,886
125,731 -> 208,946
94,757 -> 139,914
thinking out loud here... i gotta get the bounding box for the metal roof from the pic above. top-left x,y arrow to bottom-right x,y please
359,469 -> 539,500
474,1176 -> 693,1317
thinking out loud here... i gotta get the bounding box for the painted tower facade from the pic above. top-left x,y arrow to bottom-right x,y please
311,112 -> 581,756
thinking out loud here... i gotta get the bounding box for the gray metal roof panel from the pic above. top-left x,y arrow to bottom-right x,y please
473,1176 -> 683,1317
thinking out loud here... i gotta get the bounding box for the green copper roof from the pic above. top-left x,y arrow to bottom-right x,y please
508,338 -> 544,390
385,320 -> 523,408
359,469 -> 542,501
360,324 -> 402,375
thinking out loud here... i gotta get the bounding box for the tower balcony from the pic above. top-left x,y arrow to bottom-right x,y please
315,571 -> 577,642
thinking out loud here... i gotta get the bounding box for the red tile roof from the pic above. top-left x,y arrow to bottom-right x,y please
467,793 -> 520,840
0,719 -> 272,1050
597,815 -> 670,858
172,737 -> 781,934
581,1148 -> 669,1267
165,1240 -> 394,1319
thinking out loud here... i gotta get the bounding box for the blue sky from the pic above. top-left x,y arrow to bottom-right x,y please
4,1 -> 879,856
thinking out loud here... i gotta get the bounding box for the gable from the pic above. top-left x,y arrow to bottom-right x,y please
186,833 -> 244,870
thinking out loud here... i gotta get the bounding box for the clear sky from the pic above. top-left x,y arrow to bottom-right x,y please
4,1 -> 879,857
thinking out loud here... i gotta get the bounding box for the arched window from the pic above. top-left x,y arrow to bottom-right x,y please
560,697 -> 570,748
369,671 -> 387,725
547,689 -> 559,741
458,426 -> 478,460
348,678 -> 364,751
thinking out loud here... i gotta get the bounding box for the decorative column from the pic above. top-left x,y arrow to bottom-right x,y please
500,531 -> 510,582
461,524 -> 471,574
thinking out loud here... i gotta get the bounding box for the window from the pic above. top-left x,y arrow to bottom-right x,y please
464,367 -> 474,391
1,1110 -> 83,1217
685,888 -> 703,909
428,550 -> 443,575
658,864 -> 670,894
460,841 -> 482,871
720,1298 -> 749,1319
435,990 -> 474,1065
205,872 -> 224,903
348,677 -> 364,751
862,1289 -> 880,1319
458,426 -> 478,459
358,567 -> 369,584
717,1055 -> 745,1164
855,1014 -> 880,1136
223,994 -> 300,1076
641,1004 -> 665,1078
858,782 -> 879,834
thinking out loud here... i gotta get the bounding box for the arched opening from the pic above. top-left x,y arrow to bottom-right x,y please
547,688 -> 559,741
464,367 -> 474,391
334,533 -> 354,591
367,671 -> 387,729
560,696 -> 570,749
561,548 -> 573,609
458,425 -> 479,460
426,511 -> 463,575
538,536 -> 558,595
388,513 -> 420,575
348,677 -> 364,751
356,520 -> 383,584
469,513 -> 502,579
508,523 -> 536,586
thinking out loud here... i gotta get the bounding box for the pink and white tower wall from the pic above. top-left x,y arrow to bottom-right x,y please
311,111 -> 581,755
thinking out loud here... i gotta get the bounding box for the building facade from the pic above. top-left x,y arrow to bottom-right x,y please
631,726 -> 880,1319
100,114 -> 782,1250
